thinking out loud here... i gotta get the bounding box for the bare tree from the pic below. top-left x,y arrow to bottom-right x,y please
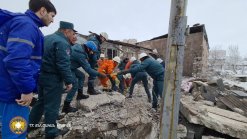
227,45 -> 240,73
209,45 -> 225,70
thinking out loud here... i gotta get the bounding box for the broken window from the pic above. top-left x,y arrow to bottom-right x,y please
107,48 -> 118,59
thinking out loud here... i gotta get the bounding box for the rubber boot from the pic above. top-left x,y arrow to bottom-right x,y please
87,87 -> 100,95
76,89 -> 89,100
62,101 -> 78,113
126,95 -> 132,98
109,76 -> 119,91
87,80 -> 100,95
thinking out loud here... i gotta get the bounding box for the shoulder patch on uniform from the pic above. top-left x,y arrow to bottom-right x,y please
66,48 -> 71,56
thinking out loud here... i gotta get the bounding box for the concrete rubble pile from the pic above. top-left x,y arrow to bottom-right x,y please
28,82 -> 190,139
180,75 -> 247,139
28,84 -> 162,139
28,69 -> 247,139
63,92 -> 156,139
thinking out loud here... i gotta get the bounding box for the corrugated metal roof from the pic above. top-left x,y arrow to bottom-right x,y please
219,95 -> 247,116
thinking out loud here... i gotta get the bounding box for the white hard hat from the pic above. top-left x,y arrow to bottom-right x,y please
123,73 -> 131,79
156,58 -> 163,63
100,32 -> 108,40
100,53 -> 105,58
138,52 -> 148,60
113,56 -> 120,63
130,57 -> 136,62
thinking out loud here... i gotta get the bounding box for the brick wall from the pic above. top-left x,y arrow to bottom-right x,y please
138,32 -> 209,77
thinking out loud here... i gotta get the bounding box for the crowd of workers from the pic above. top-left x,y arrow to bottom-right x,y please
0,0 -> 165,138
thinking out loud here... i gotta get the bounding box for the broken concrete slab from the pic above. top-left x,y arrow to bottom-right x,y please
231,90 -> 247,98
28,85 -> 160,139
207,76 -> 218,85
177,124 -> 187,139
223,79 -> 247,92
193,80 -> 209,87
234,75 -> 247,82
202,136 -> 225,139
180,95 -> 247,139
62,104 -> 155,139
77,92 -> 125,112
192,81 -> 219,102
199,100 -> 214,106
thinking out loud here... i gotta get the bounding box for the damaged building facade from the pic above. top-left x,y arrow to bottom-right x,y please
78,34 -> 152,59
101,40 -> 152,59
77,24 -> 209,77
137,24 -> 209,77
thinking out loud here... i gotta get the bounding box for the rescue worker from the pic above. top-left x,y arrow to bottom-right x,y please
70,35 -> 90,102
87,32 -> 108,95
118,57 -> 129,94
74,69 -> 89,100
149,49 -> 159,60
71,35 -> 90,101
157,58 -> 165,68
118,53 -> 164,109
61,33 -> 89,114
151,57 -> 166,106
124,58 -> 134,88
0,0 -> 56,138
62,41 -> 107,113
98,56 -> 121,92
97,53 -> 107,67
127,57 -> 151,102
29,21 -> 76,139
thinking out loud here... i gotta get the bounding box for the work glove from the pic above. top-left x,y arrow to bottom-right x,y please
106,73 -> 117,78
98,73 -> 107,78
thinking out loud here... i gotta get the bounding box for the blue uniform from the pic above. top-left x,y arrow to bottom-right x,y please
29,31 -> 73,138
118,59 -> 128,94
0,10 -> 45,139
87,34 -> 101,62
65,44 -> 101,102
128,60 -> 151,101
87,34 -> 102,93
128,57 -> 164,108
160,61 -> 165,68
74,69 -> 84,91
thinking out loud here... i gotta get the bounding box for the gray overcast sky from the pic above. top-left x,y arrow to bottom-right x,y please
1,0 -> 247,56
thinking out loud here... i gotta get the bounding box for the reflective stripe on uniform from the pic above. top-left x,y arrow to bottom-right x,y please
7,38 -> 35,48
0,45 -> 7,52
31,56 -> 42,60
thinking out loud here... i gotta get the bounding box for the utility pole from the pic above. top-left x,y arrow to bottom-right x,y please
160,0 -> 188,139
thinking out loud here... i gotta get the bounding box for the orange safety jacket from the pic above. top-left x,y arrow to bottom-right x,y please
98,60 -> 118,87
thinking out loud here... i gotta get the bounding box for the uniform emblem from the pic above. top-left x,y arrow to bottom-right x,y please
66,48 -> 71,56
9,116 -> 27,134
